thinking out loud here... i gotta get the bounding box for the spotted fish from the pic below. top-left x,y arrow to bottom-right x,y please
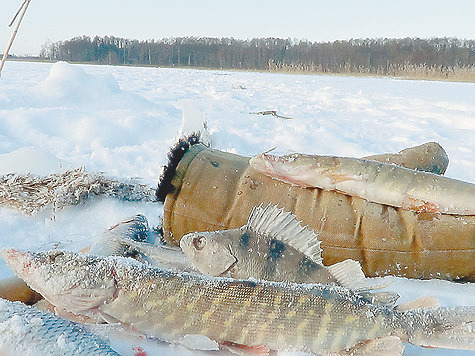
0,297 -> 119,356
180,204 -> 398,305
3,248 -> 474,355
249,152 -> 475,215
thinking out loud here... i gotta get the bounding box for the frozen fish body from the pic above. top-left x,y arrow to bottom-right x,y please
181,204 -> 398,305
3,248 -> 474,355
0,298 -> 119,356
250,152 -> 475,215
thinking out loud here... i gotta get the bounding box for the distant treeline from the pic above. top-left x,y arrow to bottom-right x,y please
40,36 -> 475,80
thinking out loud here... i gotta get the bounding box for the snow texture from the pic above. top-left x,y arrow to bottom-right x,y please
0,61 -> 474,355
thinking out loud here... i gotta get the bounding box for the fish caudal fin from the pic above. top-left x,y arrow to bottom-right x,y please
406,306 -> 475,350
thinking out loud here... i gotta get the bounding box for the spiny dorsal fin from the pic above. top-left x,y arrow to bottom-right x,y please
326,259 -> 370,291
246,204 -> 323,265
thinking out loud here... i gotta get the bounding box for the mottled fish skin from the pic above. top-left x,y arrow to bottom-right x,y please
249,152 -> 475,215
181,227 -> 336,284
4,249 -> 474,354
0,298 -> 119,356
180,205 -> 375,296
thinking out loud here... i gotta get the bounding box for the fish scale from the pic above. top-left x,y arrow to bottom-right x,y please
3,249 -> 474,355
99,260 -> 398,353
0,298 -> 119,356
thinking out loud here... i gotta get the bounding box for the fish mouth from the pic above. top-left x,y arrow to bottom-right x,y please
218,259 -> 238,278
1,248 -> 31,275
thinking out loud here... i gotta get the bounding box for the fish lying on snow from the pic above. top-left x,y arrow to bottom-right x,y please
249,152 -> 475,215
180,204 -> 398,305
0,297 -> 119,356
89,214 -> 196,272
3,249 -> 474,355
89,214 -> 153,257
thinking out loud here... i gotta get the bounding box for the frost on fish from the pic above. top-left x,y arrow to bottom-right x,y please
89,214 -> 153,257
3,248 -> 474,355
181,204 -> 399,305
89,214 -> 197,272
0,298 -> 119,356
249,153 -> 475,215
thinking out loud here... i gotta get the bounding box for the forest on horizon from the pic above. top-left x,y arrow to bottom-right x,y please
38,36 -> 475,81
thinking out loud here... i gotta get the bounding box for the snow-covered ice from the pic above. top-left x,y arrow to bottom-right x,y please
0,61 -> 474,355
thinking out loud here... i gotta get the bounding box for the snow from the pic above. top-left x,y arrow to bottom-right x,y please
0,61 -> 474,355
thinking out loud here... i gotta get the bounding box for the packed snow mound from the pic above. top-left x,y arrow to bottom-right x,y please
0,147 -> 64,176
35,62 -> 150,109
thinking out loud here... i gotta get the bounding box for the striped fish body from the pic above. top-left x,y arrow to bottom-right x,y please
5,249 -> 474,354
104,265 -> 402,353
0,298 -> 119,356
180,205 -> 384,300
183,227 -> 337,284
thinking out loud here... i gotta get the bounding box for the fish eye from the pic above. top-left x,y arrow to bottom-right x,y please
192,236 -> 206,250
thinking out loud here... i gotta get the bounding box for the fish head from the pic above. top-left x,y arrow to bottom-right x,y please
1,248 -> 117,314
180,231 -> 237,276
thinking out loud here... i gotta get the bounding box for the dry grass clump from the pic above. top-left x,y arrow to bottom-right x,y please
0,168 -> 156,215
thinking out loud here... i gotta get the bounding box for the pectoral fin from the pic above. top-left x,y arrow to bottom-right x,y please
347,336 -> 404,356
402,196 -> 440,213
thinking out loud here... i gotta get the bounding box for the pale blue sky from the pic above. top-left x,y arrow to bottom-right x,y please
2,0 -> 474,55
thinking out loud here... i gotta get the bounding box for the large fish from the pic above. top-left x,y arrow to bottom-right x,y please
0,297 -> 119,356
180,204 -> 398,305
249,152 -> 475,215
3,248 -> 474,355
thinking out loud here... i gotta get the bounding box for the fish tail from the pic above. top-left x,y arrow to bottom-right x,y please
404,306 -> 475,350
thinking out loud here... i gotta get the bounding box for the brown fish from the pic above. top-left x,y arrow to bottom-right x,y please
3,248 -> 474,355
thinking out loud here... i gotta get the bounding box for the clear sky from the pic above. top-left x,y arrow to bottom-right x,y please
1,0 -> 474,56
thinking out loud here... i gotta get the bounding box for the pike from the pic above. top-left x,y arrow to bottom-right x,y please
249,152 -> 475,215
3,248 -> 474,355
0,298 -> 119,356
180,204 -> 399,305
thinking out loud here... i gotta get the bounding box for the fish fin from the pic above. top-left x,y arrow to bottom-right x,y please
53,305 -> 105,324
326,259 -> 369,291
48,286 -> 117,315
181,334 -> 219,351
220,341 -> 271,355
402,196 -> 440,213
408,306 -> 475,350
359,291 -> 400,307
89,235 -> 125,257
89,215 -> 151,257
246,204 -> 323,265
97,310 -> 123,324
396,296 -> 440,311
330,172 -> 355,184
348,336 -> 404,356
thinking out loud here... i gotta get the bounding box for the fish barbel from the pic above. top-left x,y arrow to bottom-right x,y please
3,248 -> 474,355
0,298 -> 119,356
249,153 -> 475,215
